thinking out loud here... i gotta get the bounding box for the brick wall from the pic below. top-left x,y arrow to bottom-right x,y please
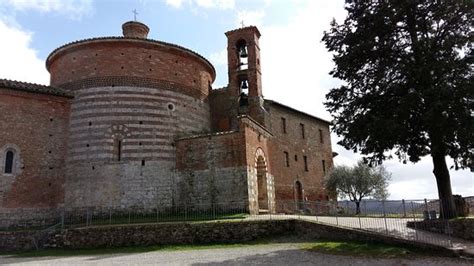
265,102 -> 333,202
0,89 -> 70,208
209,88 -> 233,131
47,39 -> 214,98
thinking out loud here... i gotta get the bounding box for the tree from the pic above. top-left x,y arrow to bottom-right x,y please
325,161 -> 391,214
322,1 -> 473,218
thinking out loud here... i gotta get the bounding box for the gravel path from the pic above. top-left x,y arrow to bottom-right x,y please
0,243 -> 471,266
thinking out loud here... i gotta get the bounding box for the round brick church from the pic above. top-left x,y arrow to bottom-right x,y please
0,21 -> 334,225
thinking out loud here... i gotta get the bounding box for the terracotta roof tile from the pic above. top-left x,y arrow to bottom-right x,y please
45,37 -> 216,79
0,79 -> 73,98
265,99 -> 331,124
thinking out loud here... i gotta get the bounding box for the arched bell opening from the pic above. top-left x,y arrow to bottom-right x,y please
236,39 -> 248,71
238,78 -> 249,106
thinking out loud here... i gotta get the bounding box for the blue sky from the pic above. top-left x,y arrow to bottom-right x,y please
0,0 -> 471,199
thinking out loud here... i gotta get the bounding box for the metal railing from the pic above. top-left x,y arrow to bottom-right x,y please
2,198 -> 470,248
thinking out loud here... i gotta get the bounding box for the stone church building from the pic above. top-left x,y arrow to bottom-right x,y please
0,21 -> 334,223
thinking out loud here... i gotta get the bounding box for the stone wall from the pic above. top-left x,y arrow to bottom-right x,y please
175,117 -> 275,214
292,220 -> 450,253
0,89 -> 70,209
65,84 -> 211,209
0,207 -> 60,229
175,131 -> 248,207
0,231 -> 38,252
407,219 -> 474,241
1,219 -> 454,253
0,220 -> 294,251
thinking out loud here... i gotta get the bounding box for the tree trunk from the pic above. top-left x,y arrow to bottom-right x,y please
355,201 -> 361,215
431,152 -> 457,219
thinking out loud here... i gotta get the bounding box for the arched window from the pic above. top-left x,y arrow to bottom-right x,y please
4,150 -> 14,174
236,39 -> 248,70
114,139 -> 122,161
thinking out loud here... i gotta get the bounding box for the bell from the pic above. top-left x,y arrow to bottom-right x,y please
240,80 -> 248,89
239,46 -> 248,58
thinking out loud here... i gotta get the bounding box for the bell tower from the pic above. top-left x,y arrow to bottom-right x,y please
225,26 -> 266,126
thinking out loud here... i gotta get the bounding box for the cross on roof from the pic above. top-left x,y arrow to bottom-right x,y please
240,20 -> 245,28
133,9 -> 138,21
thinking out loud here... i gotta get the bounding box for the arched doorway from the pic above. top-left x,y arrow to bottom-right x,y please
256,155 -> 268,211
295,181 -> 304,210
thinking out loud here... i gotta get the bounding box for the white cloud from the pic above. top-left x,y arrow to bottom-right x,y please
209,49 -> 228,66
165,0 -> 184,8
259,1 -> 346,120
0,19 -> 49,85
1,0 -> 93,19
245,0 -> 472,200
165,0 -> 234,10
236,10 -> 265,27
196,0 -> 234,9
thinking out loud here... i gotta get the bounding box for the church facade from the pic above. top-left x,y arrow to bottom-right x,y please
0,21 -> 334,225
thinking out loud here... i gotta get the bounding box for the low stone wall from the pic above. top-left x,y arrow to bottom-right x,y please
294,220 -> 448,253
0,220 -> 294,251
0,231 -> 37,251
0,208 -> 60,230
0,219 -> 456,254
407,218 -> 474,241
46,220 -> 294,249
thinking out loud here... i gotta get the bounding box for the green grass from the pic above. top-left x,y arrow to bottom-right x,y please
300,240 -> 418,258
0,240 -> 271,258
1,238 -> 435,259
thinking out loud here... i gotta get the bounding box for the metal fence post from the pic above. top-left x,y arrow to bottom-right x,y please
411,201 -> 418,241
86,208 -> 89,227
185,204 -> 188,221
440,201 -> 453,247
402,199 -> 406,218
128,210 -> 131,224
382,200 -> 388,234
109,209 -> 112,225
424,198 -> 428,213
315,201 -> 319,222
358,212 -> 362,229
156,207 -> 159,223
60,210 -> 64,230
212,204 -> 216,220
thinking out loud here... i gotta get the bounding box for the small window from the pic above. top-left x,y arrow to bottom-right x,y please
284,151 -> 289,167
319,129 -> 324,143
300,123 -> 305,139
322,160 -> 326,175
304,156 -> 308,172
114,140 -> 122,162
294,155 -> 298,161
4,151 -> 14,174
281,117 -> 287,133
